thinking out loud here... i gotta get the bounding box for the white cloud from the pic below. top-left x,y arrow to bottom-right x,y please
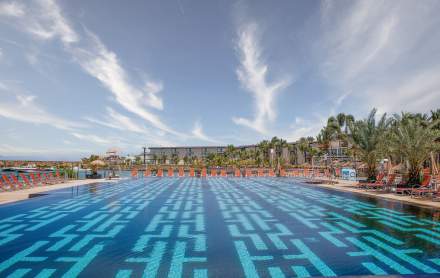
26,0 -> 78,44
233,22 -> 291,134
0,1 -> 25,17
144,81 -> 164,110
85,107 -> 149,134
0,144 -> 91,155
69,31 -> 175,134
0,0 -> 77,44
285,115 -> 327,142
0,0 -> 179,137
191,121 -> 222,144
85,107 -> 181,147
0,92 -> 84,131
70,132 -> 112,145
364,66 -> 440,114
318,0 -> 440,114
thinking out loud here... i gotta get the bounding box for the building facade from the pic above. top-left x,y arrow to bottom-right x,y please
144,139 -> 350,165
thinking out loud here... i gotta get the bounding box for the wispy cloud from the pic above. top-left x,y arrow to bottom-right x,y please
69,31 -> 176,134
4,0 -> 78,44
0,144 -> 91,155
1,0 -> 180,137
285,115 -> 326,142
70,132 -> 112,145
0,91 -> 84,131
191,121 -> 223,144
0,1 -> 25,17
364,66 -> 440,114
85,107 -> 148,134
318,0 -> 440,114
85,107 -> 181,147
233,22 -> 291,134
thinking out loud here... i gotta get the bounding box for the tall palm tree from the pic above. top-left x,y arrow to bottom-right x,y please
298,137 -> 311,164
225,145 -> 236,165
288,144 -> 298,165
257,140 -> 271,166
345,114 -> 355,134
349,108 -> 390,180
336,113 -> 346,132
387,115 -> 440,184
270,137 -> 288,173
430,109 -> 440,130
160,154 -> 167,165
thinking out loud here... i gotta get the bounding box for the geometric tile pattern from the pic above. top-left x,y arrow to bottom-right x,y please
0,177 -> 438,277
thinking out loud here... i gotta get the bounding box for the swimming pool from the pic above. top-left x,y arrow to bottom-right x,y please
0,178 -> 439,277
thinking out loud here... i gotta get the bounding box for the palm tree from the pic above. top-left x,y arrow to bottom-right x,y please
269,137 -> 288,173
336,113 -> 346,132
349,108 -> 390,180
288,144 -> 298,165
298,137 -> 311,164
387,115 -> 440,184
345,114 -> 355,134
170,153 -> 179,165
257,140 -> 271,166
160,154 -> 167,165
225,145 -> 236,165
430,109 -> 440,130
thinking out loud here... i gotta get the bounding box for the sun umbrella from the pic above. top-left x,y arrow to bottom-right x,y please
90,160 -> 106,166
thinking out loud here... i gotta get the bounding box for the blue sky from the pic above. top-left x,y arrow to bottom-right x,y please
0,0 -> 439,160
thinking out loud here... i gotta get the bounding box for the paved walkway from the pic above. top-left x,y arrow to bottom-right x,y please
313,178 -> 440,209
0,179 -> 118,205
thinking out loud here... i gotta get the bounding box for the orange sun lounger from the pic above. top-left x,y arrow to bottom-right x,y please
220,169 -> 227,177
19,173 -> 34,188
189,168 -> 195,177
245,169 -> 251,177
210,169 -> 217,177
168,168 -> 174,177
30,173 -> 41,186
1,175 -> 15,191
280,169 -> 286,177
0,179 -> 6,192
201,168 -> 207,177
269,169 -> 275,177
235,169 -> 241,177
178,167 -> 184,177
11,174 -> 24,189
131,169 -> 138,178
144,168 -> 151,177
157,168 -> 163,177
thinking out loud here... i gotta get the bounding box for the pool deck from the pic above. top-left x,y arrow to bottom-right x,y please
0,179 -> 118,205
313,178 -> 440,210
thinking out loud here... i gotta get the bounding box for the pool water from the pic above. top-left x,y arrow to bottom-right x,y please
0,178 -> 439,277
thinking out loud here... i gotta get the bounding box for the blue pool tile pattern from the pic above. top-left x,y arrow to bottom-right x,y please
0,177 -> 439,277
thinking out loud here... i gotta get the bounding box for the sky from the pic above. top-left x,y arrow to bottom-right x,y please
0,0 -> 439,160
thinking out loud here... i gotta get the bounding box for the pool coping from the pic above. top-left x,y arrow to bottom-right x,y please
302,178 -> 440,210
